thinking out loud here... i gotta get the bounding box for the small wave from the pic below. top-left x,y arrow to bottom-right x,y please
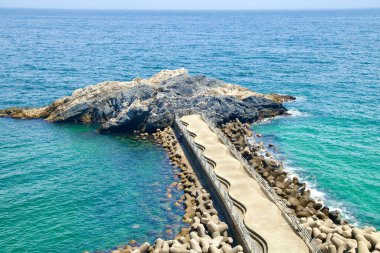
282,164 -> 326,202
286,109 -> 310,118
254,108 -> 310,126
254,117 -> 273,125
280,161 -> 361,226
328,201 -> 360,227
257,142 -> 361,226
132,224 -> 141,229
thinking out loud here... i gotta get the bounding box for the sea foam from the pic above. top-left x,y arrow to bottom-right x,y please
286,108 -> 310,118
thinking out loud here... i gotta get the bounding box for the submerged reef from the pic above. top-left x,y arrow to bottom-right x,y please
0,69 -> 293,132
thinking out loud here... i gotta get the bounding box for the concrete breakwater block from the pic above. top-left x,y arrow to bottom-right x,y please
220,119 -> 380,253
106,127 -> 243,253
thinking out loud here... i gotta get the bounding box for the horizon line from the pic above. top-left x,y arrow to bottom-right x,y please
1,7 -> 380,11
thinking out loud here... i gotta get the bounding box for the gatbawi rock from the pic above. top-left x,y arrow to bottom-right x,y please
0,69 -> 293,133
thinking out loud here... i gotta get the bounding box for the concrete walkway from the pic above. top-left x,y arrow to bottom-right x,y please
180,115 -> 309,253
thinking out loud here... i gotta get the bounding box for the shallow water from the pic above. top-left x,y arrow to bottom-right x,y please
0,8 -> 379,252
254,93 -> 380,228
0,119 -> 184,252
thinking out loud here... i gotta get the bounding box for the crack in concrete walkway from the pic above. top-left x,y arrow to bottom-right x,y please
181,114 -> 309,253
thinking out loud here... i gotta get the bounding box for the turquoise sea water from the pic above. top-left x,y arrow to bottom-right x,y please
0,119 -> 185,252
0,8 -> 379,252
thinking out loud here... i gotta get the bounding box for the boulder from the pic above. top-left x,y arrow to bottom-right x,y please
329,210 -> 342,224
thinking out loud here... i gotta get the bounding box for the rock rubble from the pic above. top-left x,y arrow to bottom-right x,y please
102,127 -> 243,253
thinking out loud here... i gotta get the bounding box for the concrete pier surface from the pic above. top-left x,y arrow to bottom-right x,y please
180,114 -> 309,253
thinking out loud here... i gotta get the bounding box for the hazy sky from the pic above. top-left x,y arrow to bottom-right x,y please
1,0 -> 380,10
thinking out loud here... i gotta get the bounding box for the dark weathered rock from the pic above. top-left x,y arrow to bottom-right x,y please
0,69 -> 292,133
329,210 -> 342,224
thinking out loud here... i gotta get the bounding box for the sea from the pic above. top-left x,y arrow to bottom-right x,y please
0,8 -> 379,253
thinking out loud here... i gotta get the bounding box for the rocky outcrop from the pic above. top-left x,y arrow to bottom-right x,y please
0,69 -> 293,133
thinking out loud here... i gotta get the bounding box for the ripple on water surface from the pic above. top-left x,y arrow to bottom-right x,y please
0,8 -> 379,251
254,93 -> 380,229
0,118 -> 185,253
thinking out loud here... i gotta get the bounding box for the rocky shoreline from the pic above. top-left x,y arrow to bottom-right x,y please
100,127 -> 243,253
2,69 -> 379,252
220,119 -> 380,253
0,69 -> 287,253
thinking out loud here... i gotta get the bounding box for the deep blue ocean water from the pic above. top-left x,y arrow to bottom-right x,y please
0,8 -> 379,252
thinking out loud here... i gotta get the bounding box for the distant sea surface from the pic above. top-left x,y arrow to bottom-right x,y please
0,8 -> 379,252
